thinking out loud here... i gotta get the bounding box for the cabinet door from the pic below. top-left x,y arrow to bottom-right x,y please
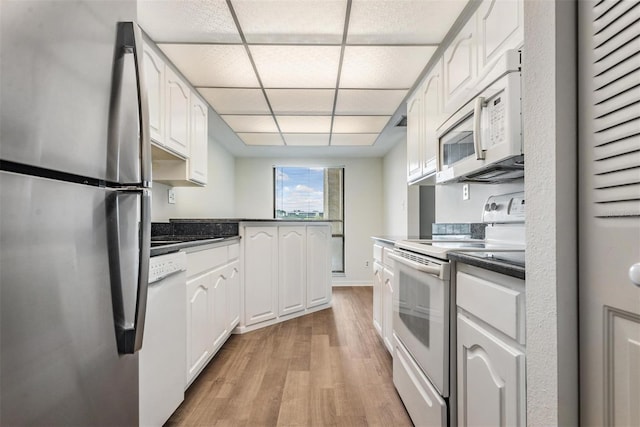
142,43 -> 165,145
443,17 -> 477,114
457,314 -> 526,427
476,0 -> 523,73
165,67 -> 190,158
244,227 -> 278,326
406,93 -> 423,182
186,273 -> 212,383
279,227 -> 306,316
210,266 -> 228,351
189,96 -> 208,185
226,259 -> 240,331
421,59 -> 443,176
382,267 -> 394,355
372,261 -> 383,337
306,225 -> 331,308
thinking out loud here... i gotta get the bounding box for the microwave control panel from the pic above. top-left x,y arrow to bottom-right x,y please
487,92 -> 506,147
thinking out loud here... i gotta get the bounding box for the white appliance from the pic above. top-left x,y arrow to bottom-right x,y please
436,50 -> 523,184
140,251 -> 187,426
391,192 -> 526,426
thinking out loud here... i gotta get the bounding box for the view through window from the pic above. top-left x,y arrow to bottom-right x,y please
274,166 -> 344,273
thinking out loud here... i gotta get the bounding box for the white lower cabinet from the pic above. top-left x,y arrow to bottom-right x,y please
372,260 -> 383,336
279,227 -> 306,316
244,226 -> 279,326
306,225 -> 331,308
226,259 -> 240,331
372,240 -> 395,356
382,267 -> 394,354
185,242 -> 241,386
456,264 -> 526,427
241,223 -> 332,332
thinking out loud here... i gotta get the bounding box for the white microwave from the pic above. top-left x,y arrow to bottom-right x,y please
435,52 -> 523,184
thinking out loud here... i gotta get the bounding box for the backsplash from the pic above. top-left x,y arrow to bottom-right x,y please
151,220 -> 239,237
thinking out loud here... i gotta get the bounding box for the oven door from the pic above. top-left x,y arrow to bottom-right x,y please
391,252 -> 450,396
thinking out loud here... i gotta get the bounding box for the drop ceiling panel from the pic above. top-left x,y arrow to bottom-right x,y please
340,46 -> 437,89
199,88 -> 270,114
250,45 -> 341,88
266,89 -> 335,115
335,89 -> 407,115
238,133 -> 285,146
231,0 -> 347,44
332,115 -> 390,133
347,0 -> 467,44
276,116 -> 332,133
221,115 -> 279,132
283,134 -> 331,146
138,0 -> 241,43
331,134 -> 379,146
159,44 -> 259,87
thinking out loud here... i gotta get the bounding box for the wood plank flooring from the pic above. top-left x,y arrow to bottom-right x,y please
166,286 -> 412,426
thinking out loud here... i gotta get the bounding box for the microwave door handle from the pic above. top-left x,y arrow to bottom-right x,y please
388,253 -> 443,277
474,97 -> 486,160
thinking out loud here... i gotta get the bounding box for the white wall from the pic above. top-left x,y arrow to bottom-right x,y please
235,157 -> 383,285
151,112 -> 236,221
435,181 -> 525,223
523,1 -> 578,425
382,136 -> 411,236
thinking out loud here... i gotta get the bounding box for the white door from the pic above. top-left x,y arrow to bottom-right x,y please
578,2 -> 640,426
244,227 -> 278,326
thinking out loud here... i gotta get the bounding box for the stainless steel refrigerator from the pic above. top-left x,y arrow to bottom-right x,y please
0,2 -> 151,425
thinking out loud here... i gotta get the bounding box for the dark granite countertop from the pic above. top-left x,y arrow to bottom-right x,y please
449,251 -> 525,280
150,236 -> 240,257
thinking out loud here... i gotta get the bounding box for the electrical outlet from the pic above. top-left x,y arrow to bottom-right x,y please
365,260 -> 369,267
168,188 -> 176,204
462,184 -> 470,201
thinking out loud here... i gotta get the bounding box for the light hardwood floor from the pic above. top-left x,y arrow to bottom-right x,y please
166,286 -> 412,426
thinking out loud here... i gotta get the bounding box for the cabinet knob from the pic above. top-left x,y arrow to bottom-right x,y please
630,263 -> 640,287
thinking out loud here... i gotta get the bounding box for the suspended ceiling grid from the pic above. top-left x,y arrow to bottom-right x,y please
138,0 -> 467,149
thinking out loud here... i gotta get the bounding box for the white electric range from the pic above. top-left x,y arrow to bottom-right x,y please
391,191 -> 525,427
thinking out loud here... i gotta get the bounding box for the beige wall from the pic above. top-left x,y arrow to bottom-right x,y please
235,157 -> 383,285
151,112 -> 236,222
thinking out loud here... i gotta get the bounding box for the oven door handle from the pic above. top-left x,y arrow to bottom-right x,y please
388,253 -> 443,277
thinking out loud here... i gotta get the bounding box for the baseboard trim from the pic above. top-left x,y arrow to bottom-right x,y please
332,282 -> 373,287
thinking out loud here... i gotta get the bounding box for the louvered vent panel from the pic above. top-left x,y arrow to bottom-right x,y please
592,0 -> 640,218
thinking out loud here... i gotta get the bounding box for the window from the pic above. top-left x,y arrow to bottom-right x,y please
274,166 -> 344,273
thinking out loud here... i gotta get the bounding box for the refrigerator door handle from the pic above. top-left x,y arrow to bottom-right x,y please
110,22 -> 152,187
107,187 -> 151,354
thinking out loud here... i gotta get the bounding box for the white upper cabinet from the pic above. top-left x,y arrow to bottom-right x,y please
188,96 -> 208,185
142,44 -> 165,145
421,59 -> 443,178
164,66 -> 190,158
407,59 -> 443,185
476,0 -> 524,73
406,92 -> 423,183
443,17 -> 477,115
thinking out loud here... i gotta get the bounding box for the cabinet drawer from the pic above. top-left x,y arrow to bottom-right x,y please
373,243 -> 383,263
187,246 -> 227,278
228,243 -> 240,261
457,271 -> 525,344
383,247 -> 394,269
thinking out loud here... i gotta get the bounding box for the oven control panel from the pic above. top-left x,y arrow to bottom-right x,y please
482,191 -> 525,223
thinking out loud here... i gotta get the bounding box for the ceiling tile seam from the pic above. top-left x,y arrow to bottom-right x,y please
196,86 -> 410,91
225,0 -> 286,146
156,42 -> 438,48
329,0 -> 352,147
196,86 -> 411,91
220,113 -> 392,117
